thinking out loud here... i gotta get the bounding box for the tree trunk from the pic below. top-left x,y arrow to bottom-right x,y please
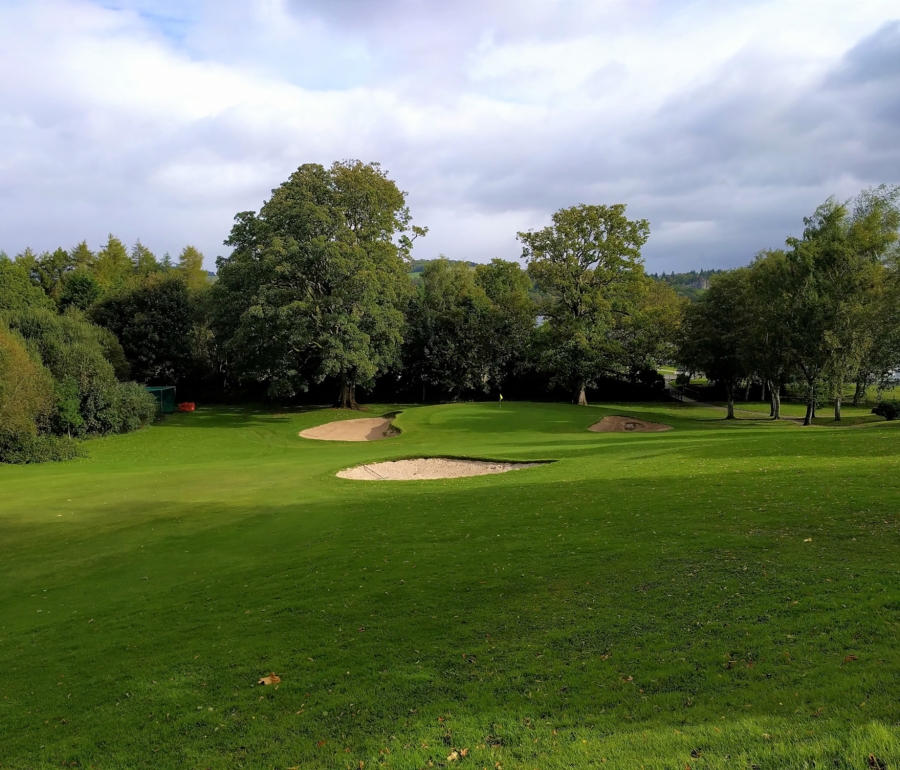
576,383 -> 588,406
852,376 -> 865,406
422,382 -> 426,404
338,380 -> 360,410
743,379 -> 751,402
725,382 -> 736,419
834,392 -> 842,422
803,381 -> 815,426
771,385 -> 781,420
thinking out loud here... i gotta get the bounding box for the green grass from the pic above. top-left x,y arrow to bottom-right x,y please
713,401 -> 884,426
2,401 -> 900,769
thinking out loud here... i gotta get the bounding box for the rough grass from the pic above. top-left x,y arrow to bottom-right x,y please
2,402 -> 900,769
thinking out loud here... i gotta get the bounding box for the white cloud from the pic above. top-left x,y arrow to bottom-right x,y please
0,0 -> 898,270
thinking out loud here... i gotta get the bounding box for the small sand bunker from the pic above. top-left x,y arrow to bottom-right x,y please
589,415 -> 672,433
337,458 -> 542,481
300,417 -> 397,442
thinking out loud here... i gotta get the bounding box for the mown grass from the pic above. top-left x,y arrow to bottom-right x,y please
2,401 -> 900,769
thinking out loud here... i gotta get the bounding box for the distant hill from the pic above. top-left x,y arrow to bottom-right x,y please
648,269 -> 728,301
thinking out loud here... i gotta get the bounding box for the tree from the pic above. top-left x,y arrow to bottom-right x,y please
131,240 -> 159,276
93,235 -> 132,291
70,241 -> 96,271
93,274 -> 196,384
784,189 -> 899,424
6,308 -> 153,437
0,258 -> 54,314
213,160 -> 424,407
473,259 -> 536,392
744,250 -> 795,419
678,270 -> 753,419
177,245 -> 207,289
59,270 -> 102,311
519,204 -> 649,404
616,277 -> 684,384
34,247 -> 74,301
0,322 -> 55,440
404,258 -> 495,399
14,247 -> 38,280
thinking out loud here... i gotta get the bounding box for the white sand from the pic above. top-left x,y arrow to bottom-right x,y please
300,417 -> 397,442
589,415 -> 672,433
337,457 -> 541,481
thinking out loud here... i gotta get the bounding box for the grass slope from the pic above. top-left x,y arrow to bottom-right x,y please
1,402 -> 900,769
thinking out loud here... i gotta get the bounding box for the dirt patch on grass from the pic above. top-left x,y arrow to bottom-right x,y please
589,416 -> 672,433
337,458 -> 542,480
300,417 -> 398,442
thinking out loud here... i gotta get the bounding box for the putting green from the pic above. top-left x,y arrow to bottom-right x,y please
1,401 -> 899,769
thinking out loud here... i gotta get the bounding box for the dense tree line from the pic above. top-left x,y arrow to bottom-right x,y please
678,186 -> 900,424
0,238 -> 211,461
209,161 -> 681,407
5,159 -> 898,463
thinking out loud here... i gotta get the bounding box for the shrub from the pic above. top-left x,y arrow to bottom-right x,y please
0,323 -> 55,435
872,400 -> 900,421
0,432 -> 82,464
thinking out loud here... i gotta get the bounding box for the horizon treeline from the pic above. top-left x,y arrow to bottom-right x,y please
3,160 -> 900,461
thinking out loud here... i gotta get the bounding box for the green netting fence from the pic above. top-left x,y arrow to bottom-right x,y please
145,386 -> 176,415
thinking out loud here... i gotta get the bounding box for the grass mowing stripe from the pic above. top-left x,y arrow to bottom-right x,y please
1,402 -> 899,768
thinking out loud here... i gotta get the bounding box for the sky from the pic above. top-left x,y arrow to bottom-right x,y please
1,0 -> 898,272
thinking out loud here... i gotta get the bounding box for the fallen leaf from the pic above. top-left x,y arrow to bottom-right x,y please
843,655 -> 858,664
317,740 -> 327,747
803,538 -> 812,542
460,748 -> 469,757
258,672 -> 281,686
447,751 -> 459,762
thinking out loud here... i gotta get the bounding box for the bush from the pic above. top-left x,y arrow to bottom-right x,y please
872,400 -> 900,421
0,431 -> 82,464
108,381 -> 157,433
675,372 -> 692,387
0,323 -> 55,435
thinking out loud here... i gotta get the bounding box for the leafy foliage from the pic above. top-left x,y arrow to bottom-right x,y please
93,274 -> 197,384
213,160 -> 423,406
520,204 -> 650,404
0,258 -> 55,313
872,400 -> 900,420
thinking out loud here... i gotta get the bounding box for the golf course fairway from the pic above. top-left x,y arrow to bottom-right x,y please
1,401 -> 899,768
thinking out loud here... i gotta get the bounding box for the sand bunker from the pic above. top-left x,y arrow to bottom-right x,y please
300,417 -> 397,442
589,415 -> 672,433
337,458 -> 542,481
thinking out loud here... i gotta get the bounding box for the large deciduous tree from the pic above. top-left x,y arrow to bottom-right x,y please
519,204 -> 649,405
678,269 -> 753,419
213,160 -> 424,408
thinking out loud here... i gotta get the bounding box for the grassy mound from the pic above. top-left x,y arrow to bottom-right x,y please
1,402 -> 899,768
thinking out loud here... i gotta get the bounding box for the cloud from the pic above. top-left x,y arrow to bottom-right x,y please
0,0 -> 898,271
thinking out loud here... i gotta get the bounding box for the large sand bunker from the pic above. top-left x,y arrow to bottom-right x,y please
337,457 -> 542,481
300,417 -> 397,442
589,415 -> 672,433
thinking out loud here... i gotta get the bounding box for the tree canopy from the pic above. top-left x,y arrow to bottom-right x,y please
213,160 -> 425,407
